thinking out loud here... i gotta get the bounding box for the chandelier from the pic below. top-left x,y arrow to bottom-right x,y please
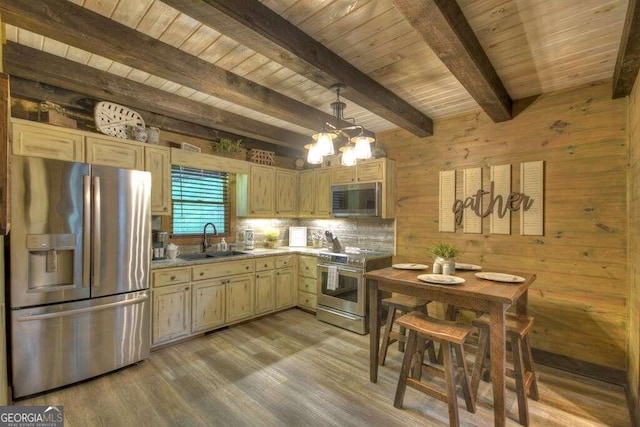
306,83 -> 375,166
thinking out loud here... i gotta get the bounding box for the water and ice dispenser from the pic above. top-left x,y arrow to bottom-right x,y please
26,234 -> 76,290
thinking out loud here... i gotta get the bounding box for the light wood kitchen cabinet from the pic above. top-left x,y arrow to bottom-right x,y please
331,158 -> 387,184
298,169 -> 332,217
152,267 -> 191,287
152,283 -> 191,345
255,257 -> 275,315
145,146 -> 171,215
355,159 -> 385,182
330,158 -> 397,218
275,169 -> 298,216
192,259 -> 254,281
248,164 -> 275,216
191,280 -> 225,333
11,119 -> 84,162
275,266 -> 295,310
85,135 -> 144,169
275,255 -> 296,310
297,255 -> 318,311
226,273 -> 255,323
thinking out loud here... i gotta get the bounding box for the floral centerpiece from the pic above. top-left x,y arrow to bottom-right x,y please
429,242 -> 460,273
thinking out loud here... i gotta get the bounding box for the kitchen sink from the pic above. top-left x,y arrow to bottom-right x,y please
179,251 -> 246,261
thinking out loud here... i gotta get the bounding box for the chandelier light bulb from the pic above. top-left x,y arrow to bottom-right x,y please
314,132 -> 336,156
341,145 -> 357,166
306,143 -> 323,164
353,136 -> 372,159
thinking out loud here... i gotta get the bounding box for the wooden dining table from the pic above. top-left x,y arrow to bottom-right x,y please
364,267 -> 536,427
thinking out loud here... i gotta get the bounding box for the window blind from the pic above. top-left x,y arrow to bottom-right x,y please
171,165 -> 229,236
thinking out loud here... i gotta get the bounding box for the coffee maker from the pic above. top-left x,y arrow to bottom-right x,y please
152,230 -> 168,260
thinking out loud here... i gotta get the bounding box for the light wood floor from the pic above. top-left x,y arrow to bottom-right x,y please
16,309 -> 631,426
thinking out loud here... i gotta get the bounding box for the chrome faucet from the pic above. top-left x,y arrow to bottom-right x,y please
202,222 -> 217,252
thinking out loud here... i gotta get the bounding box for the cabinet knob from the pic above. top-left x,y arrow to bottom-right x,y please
170,276 -> 176,281
246,266 -> 250,270
200,272 -> 204,276
163,207 -> 168,211
184,287 -> 189,291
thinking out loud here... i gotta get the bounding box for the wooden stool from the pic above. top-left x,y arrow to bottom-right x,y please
393,312 -> 476,427
379,295 -> 431,366
471,313 -> 539,426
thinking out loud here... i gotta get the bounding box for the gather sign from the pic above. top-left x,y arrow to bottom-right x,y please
439,161 -> 544,235
453,181 -> 534,226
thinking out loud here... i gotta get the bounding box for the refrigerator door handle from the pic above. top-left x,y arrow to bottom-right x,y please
92,176 -> 101,288
82,175 -> 91,288
15,295 -> 149,322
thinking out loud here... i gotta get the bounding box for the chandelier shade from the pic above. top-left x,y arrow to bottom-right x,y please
305,143 -> 323,164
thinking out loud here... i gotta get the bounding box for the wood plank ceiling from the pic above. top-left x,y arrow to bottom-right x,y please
0,0 -> 637,154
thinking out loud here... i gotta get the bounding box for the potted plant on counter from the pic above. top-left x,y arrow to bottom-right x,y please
429,242 -> 460,274
264,228 -> 280,249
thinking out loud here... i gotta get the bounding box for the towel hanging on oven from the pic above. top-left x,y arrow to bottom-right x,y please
327,265 -> 339,291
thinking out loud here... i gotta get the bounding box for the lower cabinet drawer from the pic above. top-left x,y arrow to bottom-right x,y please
298,276 -> 317,294
193,260 -> 255,281
152,267 -> 191,287
297,291 -> 317,310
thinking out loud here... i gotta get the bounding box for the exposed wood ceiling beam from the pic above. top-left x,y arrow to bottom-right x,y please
0,0 -> 335,132
9,76 -> 301,157
613,0 -> 640,98
3,42 -> 307,150
392,0 -> 512,122
162,0 -> 434,137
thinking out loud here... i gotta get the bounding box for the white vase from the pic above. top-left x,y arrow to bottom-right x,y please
435,256 -> 456,274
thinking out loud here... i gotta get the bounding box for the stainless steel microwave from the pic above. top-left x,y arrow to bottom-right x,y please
332,182 -> 382,217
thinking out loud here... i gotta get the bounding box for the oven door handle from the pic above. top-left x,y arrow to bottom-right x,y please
317,264 -> 363,274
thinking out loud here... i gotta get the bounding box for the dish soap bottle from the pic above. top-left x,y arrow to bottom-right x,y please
219,238 -> 228,251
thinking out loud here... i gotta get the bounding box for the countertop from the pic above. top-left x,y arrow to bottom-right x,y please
151,246 -> 325,269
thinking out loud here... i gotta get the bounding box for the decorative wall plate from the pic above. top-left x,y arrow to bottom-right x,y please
94,101 -> 145,139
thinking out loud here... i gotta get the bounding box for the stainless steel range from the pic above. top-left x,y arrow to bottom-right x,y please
316,249 -> 392,334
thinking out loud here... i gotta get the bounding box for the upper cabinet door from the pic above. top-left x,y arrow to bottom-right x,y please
332,166 -> 356,184
315,169 -> 332,217
85,135 -> 144,170
248,165 -> 275,216
275,169 -> 297,216
145,146 -> 171,216
356,159 -> 385,182
11,119 -> 84,162
298,170 -> 315,216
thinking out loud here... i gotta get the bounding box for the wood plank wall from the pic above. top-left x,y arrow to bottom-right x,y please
380,80 -> 628,371
628,70 -> 640,425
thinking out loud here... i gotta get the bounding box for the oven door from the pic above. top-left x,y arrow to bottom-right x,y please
317,264 -> 366,316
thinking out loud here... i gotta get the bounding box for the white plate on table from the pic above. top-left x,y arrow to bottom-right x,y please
417,274 -> 465,285
475,272 -> 525,283
455,262 -> 482,271
393,263 -> 429,270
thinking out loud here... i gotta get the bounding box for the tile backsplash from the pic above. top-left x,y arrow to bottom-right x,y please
236,217 -> 395,254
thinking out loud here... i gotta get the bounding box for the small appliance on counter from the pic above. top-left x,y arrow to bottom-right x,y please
152,230 -> 168,260
244,228 -> 254,250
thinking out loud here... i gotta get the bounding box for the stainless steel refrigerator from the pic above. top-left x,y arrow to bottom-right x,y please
9,155 -> 151,398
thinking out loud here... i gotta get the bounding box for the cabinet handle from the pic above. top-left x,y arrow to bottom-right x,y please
163,207 -> 168,211
199,272 -> 204,276
170,276 -> 176,281
184,287 -> 189,291
246,266 -> 250,270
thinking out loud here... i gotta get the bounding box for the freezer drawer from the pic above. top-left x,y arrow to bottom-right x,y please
10,291 -> 150,398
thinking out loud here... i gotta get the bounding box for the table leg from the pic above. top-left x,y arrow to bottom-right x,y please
369,278 -> 380,383
489,303 -> 507,427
